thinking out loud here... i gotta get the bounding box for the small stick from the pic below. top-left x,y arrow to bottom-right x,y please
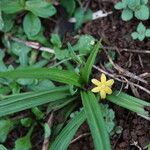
70,133 -> 90,144
103,48 -> 147,84
102,46 -> 150,54
10,36 -> 55,54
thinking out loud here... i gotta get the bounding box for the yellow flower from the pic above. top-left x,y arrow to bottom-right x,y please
91,73 -> 114,99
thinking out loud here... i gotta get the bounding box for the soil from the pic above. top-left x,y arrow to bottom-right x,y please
1,0 -> 150,149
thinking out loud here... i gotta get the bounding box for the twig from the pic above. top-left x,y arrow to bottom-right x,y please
70,133 -> 90,144
10,36 -> 55,54
102,46 -> 150,54
138,54 -> 144,68
103,48 -> 147,84
42,111 -> 54,150
130,141 -> 142,150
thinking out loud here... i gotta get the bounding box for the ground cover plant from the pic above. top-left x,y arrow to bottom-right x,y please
0,0 -> 150,150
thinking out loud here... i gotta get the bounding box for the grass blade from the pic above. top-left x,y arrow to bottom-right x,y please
81,91 -> 111,150
0,68 -> 82,87
81,42 -> 100,84
107,91 -> 150,120
0,86 -> 71,117
49,110 -> 85,150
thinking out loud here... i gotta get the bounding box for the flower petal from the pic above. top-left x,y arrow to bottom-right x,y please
101,73 -> 106,83
106,79 -> 114,86
91,87 -> 100,93
104,87 -> 112,94
100,90 -> 106,99
91,79 -> 101,86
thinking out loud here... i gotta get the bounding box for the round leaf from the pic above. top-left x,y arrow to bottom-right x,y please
135,5 -> 149,20
61,0 -> 76,16
137,22 -> 146,33
131,32 -> 138,40
145,29 -> 150,37
121,8 -> 133,21
1,0 -> 25,14
127,0 -> 140,10
25,0 -> 56,18
138,34 -> 145,41
23,13 -> 41,37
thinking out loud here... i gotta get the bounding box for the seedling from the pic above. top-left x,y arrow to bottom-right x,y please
131,22 -> 150,41
115,0 -> 149,21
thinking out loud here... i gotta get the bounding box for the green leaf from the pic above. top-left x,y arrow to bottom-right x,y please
131,32 -> 138,40
21,118 -> 32,127
49,110 -> 85,150
28,80 -> 55,91
0,145 -> 7,150
127,0 -> 140,10
0,119 -> 13,143
138,34 -> 145,41
81,91 -> 111,150
135,5 -> 149,20
0,14 -> 14,32
23,13 -> 41,37
107,91 -> 150,119
137,22 -> 146,33
25,0 -> 56,18
31,107 -> 44,120
44,123 -> 51,139
73,35 -> 95,54
50,34 -> 62,48
0,86 -> 71,117
81,42 -> 100,84
0,50 -> 7,72
14,126 -> 33,150
0,68 -> 82,87
11,42 -> 31,66
145,29 -> 150,37
54,48 -> 69,60
60,0 -> 76,16
148,144 -> 150,150
121,8 -> 133,21
68,43 -> 83,65
1,0 -> 25,14
74,8 -> 92,29
0,11 -> 4,30
114,2 -> 126,9
48,96 -> 77,112
101,104 -> 115,133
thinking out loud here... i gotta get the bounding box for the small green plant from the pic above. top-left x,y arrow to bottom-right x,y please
0,0 -> 56,37
0,42 -> 150,150
115,0 -> 149,21
131,22 -> 150,41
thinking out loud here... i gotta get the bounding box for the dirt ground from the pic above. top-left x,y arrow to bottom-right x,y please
1,0 -> 150,149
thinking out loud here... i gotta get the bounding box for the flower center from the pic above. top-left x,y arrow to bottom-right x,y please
99,84 -> 106,90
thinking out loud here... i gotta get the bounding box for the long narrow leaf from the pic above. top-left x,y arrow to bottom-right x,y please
49,110 -> 85,150
81,42 -> 100,84
0,68 -> 82,87
107,91 -> 150,120
81,91 -> 111,150
0,86 -> 71,117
